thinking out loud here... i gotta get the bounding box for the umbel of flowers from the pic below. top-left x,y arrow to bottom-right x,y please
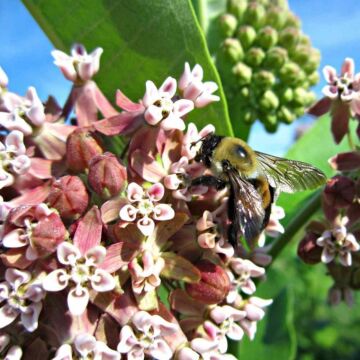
298,57 -> 360,306
216,0 -> 320,132
0,44 -> 282,359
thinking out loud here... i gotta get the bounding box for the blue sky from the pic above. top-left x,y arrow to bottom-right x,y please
1,1 -> 360,155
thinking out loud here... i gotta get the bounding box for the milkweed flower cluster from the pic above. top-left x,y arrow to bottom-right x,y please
0,44 -> 279,359
299,63 -> 360,305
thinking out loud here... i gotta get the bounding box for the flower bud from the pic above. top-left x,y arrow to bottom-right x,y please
323,176 -> 355,209
279,27 -> 300,49
66,128 -> 103,172
263,47 -> 288,69
219,14 -> 238,37
279,62 -> 305,86
277,106 -> 295,124
222,38 -> 244,63
236,25 -> 257,49
266,6 -> 287,29
232,62 -> 252,85
278,87 -> 293,103
245,47 -> 265,67
244,2 -> 265,29
292,87 -> 309,106
297,232 -> 322,264
307,71 -> 320,86
291,45 -> 311,66
256,26 -> 278,50
227,0 -> 247,19
47,175 -> 89,219
303,48 -> 321,74
253,70 -> 276,89
239,107 -> 257,124
185,260 -> 230,305
88,152 -> 127,198
285,12 -> 301,28
259,90 -> 279,112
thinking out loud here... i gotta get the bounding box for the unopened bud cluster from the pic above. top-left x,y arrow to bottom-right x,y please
216,0 -> 320,131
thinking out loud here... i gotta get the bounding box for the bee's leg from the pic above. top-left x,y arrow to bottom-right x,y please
227,182 -> 238,248
191,176 -> 226,190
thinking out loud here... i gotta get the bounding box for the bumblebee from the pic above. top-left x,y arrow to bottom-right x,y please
192,134 -> 326,247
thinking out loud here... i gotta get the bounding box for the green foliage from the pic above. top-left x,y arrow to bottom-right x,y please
22,0 -> 233,137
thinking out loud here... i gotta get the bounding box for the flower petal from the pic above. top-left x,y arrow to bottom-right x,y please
159,77 -> 177,98
153,204 -> 175,221
21,302 -> 42,332
127,182 -> 144,202
74,333 -> 96,357
67,287 -> 89,316
0,304 -> 18,329
85,245 -> 106,266
57,242 -> 81,265
119,204 -> 138,222
147,183 -> 164,202
42,269 -> 69,291
137,217 -> 155,236
90,269 -> 115,292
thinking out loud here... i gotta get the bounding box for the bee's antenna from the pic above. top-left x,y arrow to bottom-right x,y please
190,134 -> 211,149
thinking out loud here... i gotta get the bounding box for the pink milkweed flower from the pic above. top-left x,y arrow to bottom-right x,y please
179,63 -> 220,108
143,77 -> 194,131
316,216 -> 359,266
2,203 -> 66,261
119,182 -> 175,236
52,333 -> 120,360
226,258 -> 265,302
117,311 -> 179,360
0,131 -> 31,189
0,67 -> 8,89
237,296 -> 273,340
181,123 -> 215,160
308,58 -> 360,143
0,87 -> 45,136
42,242 -> 116,316
128,249 -> 165,294
0,268 -> 45,332
52,44 -> 103,83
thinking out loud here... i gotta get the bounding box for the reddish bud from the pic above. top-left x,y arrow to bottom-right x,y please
66,128 -> 103,172
297,231 -> 322,265
185,260 -> 230,305
323,176 -> 355,209
88,152 -> 127,197
47,175 -> 89,219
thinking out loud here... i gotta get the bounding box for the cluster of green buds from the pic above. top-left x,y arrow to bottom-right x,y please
216,0 -> 320,132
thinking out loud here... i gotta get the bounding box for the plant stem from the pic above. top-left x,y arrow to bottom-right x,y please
347,129 -> 355,150
192,0 -> 207,32
269,190 -> 322,261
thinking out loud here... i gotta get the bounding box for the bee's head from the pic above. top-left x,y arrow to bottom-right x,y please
192,133 -> 223,168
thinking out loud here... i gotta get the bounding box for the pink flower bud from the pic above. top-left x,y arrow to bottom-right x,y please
66,128 -> 103,172
185,260 -> 230,305
88,152 -> 127,197
47,175 -> 89,219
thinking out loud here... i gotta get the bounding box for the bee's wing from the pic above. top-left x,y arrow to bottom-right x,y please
255,151 -> 326,193
227,167 -> 265,245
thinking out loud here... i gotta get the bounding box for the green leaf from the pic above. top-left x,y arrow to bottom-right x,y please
22,0 -> 233,136
235,271 -> 297,360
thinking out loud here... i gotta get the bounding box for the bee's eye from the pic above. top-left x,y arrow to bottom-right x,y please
235,145 -> 248,159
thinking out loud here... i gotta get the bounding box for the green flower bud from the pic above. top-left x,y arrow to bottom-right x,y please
265,6 -> 287,29
298,34 -> 311,46
245,47 -> 265,67
293,106 -> 305,117
279,27 -> 300,49
240,86 -> 250,99
291,44 -> 310,65
303,48 -> 321,73
307,71 -> 320,86
227,0 -> 248,19
219,13 -> 238,37
263,46 -> 288,69
259,90 -> 279,111
278,87 -> 293,102
285,12 -> 301,28
272,0 -> 289,8
263,114 -> 278,132
232,62 -> 252,86
279,62 -> 305,86
239,107 -> 257,124
256,26 -> 278,50
244,2 -> 266,29
236,25 -> 257,49
222,38 -> 244,62
277,106 -> 295,124
292,87 -> 309,106
253,70 -> 276,89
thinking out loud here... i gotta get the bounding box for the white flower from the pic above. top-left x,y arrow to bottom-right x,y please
0,268 -> 45,332
43,242 -> 115,316
52,43 -> 103,82
117,311 -> 178,360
